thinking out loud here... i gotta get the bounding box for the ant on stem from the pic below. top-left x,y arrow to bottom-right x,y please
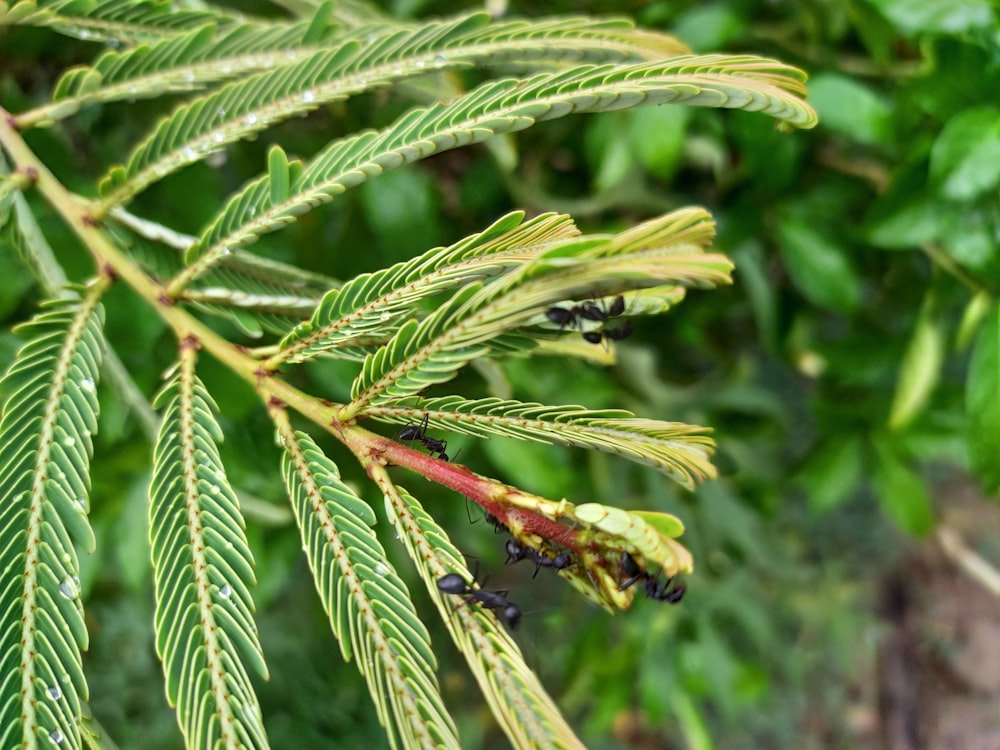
397,413 -> 451,461
437,572 -> 522,629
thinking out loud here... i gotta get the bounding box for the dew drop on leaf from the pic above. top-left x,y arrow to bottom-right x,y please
219,584 -> 232,599
79,377 -> 95,393
374,561 -> 390,577
211,131 -> 225,144
48,729 -> 65,745
243,114 -> 259,126
58,578 -> 79,600
47,684 -> 62,701
63,437 -> 75,447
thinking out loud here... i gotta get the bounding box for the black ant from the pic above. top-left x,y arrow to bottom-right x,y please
504,538 -> 573,578
644,577 -> 686,603
397,413 -> 450,461
484,511 -> 506,534
545,300 -> 605,331
546,294 -> 624,329
437,572 -> 522,629
546,295 -> 629,347
581,321 -> 632,347
617,551 -> 685,604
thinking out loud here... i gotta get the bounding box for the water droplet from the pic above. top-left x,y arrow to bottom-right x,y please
216,107 -> 227,118
433,54 -> 448,64
208,484 -> 220,494
301,90 -> 315,103
75,498 -> 86,509
183,147 -> 197,159
80,378 -> 95,393
58,578 -> 78,600
218,246 -> 232,256
63,437 -> 75,448
211,131 -> 225,144
47,684 -> 62,700
49,729 -> 65,744
374,562 -> 390,577
243,113 -> 259,126
415,59 -> 426,69
183,71 -> 196,83
219,584 -> 232,599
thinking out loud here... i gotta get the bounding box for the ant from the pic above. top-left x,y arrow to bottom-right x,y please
437,572 -> 522,629
546,295 -> 630,347
546,294 -> 624,329
644,577 -> 686,603
581,321 -> 632,347
504,538 -> 573,578
484,511 -> 506,534
617,551 -> 685,604
397,413 -> 450,461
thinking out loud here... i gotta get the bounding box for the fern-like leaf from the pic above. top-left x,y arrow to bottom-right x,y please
25,9 -> 347,128
184,55 -> 815,279
276,417 -> 459,749
273,210 -> 579,365
375,475 -> 586,750
0,288 -> 106,750
4,0 -> 229,44
368,396 -> 716,489
149,358 -> 269,750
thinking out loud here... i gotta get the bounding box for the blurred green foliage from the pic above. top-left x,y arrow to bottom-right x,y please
2,0 -> 998,748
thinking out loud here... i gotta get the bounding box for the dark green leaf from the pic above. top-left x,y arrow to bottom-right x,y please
871,438 -> 934,535
930,107 -> 1000,201
777,217 -> 860,313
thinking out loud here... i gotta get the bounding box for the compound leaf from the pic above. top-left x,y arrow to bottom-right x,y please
0,288 -> 106,750
149,358 -> 269,750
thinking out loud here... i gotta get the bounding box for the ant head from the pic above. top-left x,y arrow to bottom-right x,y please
503,604 -> 522,629
504,538 -> 526,564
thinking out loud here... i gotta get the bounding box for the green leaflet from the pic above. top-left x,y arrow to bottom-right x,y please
181,53 -> 813,282
278,423 -> 458,750
275,210 -> 578,364
0,290 -> 105,750
365,395 -> 716,490
149,363 -> 269,750
382,480 -> 586,750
